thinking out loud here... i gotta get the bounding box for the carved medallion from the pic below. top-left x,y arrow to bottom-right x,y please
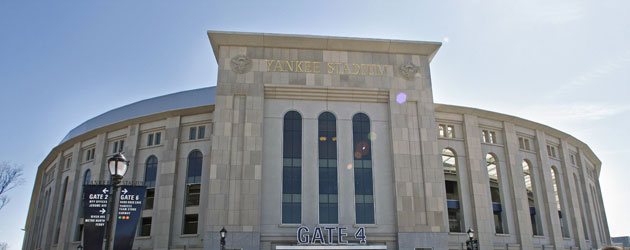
398,63 -> 420,81
230,55 -> 253,74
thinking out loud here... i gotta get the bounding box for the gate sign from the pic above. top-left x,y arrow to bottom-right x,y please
83,185 -> 110,250
113,186 -> 146,250
297,226 -> 367,245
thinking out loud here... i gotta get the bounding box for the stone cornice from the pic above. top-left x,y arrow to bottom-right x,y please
207,30 -> 442,63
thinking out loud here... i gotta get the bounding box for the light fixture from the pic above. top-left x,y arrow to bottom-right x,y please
220,227 -> 227,250
467,228 -> 474,239
107,153 -> 129,180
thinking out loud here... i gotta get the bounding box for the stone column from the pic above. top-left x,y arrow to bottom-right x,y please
559,139 -> 587,249
153,116 -> 181,250
503,122 -> 534,249
205,46 -> 265,250
576,148 -> 599,249
462,114 -> 493,249
534,130 -> 564,250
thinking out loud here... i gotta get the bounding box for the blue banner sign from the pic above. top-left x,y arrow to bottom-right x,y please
113,186 -> 146,250
83,185 -> 110,250
297,226 -> 367,245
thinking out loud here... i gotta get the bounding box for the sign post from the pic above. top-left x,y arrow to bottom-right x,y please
113,185 -> 146,250
82,185 -> 110,250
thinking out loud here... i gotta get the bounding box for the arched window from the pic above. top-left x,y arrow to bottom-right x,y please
487,153 -> 506,234
37,189 -> 51,248
590,185 -> 605,241
353,113 -> 374,224
75,170 -> 92,241
183,150 -> 202,234
574,173 -> 589,240
282,111 -> 302,224
442,148 -> 463,232
54,177 -> 69,244
140,156 -> 158,236
84,169 -> 91,185
144,156 -> 158,210
551,167 -> 569,237
522,160 -> 542,235
318,112 -> 338,224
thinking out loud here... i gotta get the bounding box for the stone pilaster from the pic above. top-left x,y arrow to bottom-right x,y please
503,122 -> 534,249
205,45 -> 265,250
534,130 -> 565,249
559,139 -> 587,249
577,148 -> 599,249
153,116 -> 180,250
462,114 -> 493,249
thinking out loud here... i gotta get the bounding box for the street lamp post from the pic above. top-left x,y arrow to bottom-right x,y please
103,153 -> 129,250
220,227 -> 227,250
466,228 -> 478,250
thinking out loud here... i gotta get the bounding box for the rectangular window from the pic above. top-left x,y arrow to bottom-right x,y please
155,132 -> 161,145
438,124 -> 446,137
189,127 -> 197,140
489,131 -> 497,144
85,148 -> 95,161
570,155 -> 576,165
519,138 -> 525,149
524,139 -> 530,150
183,214 -> 198,235
446,125 -> 455,138
147,134 -> 154,146
547,145 -> 552,157
186,184 -> 200,207
139,217 -> 151,236
112,139 -> 124,154
65,157 -> 72,169
482,130 -> 489,143
198,126 -> 205,139
144,188 -> 155,210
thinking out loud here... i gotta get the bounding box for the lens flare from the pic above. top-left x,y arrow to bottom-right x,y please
396,92 -> 407,104
347,164 -> 353,170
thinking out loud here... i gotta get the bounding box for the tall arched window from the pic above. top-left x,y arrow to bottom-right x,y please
352,113 -> 374,224
551,167 -> 569,238
37,189 -> 51,248
574,173 -> 589,240
140,155 -> 158,236
144,156 -> 158,210
590,185 -> 605,241
75,170 -> 91,241
487,153 -> 506,234
183,150 -> 202,234
282,111 -> 302,224
442,148 -> 462,232
522,160 -> 542,235
318,112 -> 338,224
54,177 -> 69,244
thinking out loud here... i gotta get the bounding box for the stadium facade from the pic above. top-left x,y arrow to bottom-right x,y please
23,31 -> 611,250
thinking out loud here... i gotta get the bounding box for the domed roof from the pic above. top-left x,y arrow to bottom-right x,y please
60,86 -> 216,144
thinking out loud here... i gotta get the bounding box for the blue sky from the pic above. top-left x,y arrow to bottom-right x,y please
1,1 -> 629,249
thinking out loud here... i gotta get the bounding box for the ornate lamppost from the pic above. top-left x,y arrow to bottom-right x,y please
466,228 -> 478,250
103,153 -> 129,250
220,227 -> 227,250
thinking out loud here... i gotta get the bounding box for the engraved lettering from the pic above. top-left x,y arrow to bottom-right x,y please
327,63 -> 335,74
313,62 -> 321,73
296,61 -> 303,72
304,61 -> 311,73
285,60 -> 294,72
343,63 -> 351,74
266,59 -> 274,72
274,61 -> 284,72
